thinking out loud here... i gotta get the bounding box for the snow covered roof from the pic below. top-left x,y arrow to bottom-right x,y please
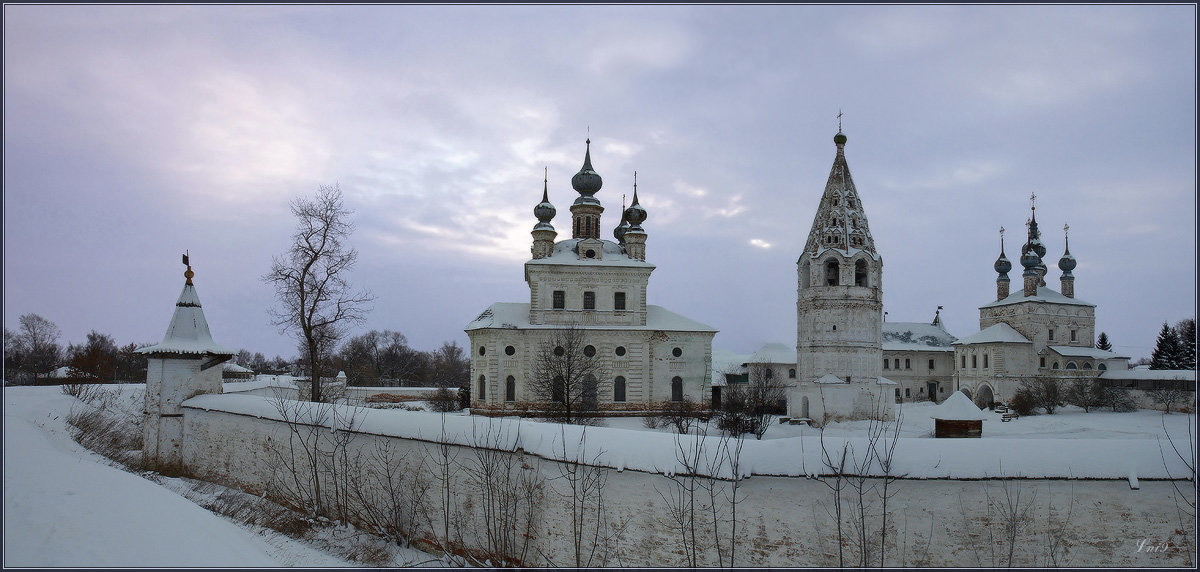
1099,369 -> 1197,381
465,302 -> 717,333
814,373 -> 846,384
953,323 -> 1032,346
222,362 -> 253,374
138,282 -> 236,357
1046,345 -> 1130,360
882,321 -> 957,352
877,376 -> 898,385
930,390 -> 987,421
745,343 -> 795,365
525,238 -> 655,269
979,286 -> 1094,309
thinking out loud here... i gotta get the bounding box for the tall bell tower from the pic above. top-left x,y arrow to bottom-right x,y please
796,130 -> 884,386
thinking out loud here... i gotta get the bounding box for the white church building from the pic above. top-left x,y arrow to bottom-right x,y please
465,140 -> 716,412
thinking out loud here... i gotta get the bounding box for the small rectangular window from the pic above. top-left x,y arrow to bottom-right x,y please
961,355 -> 966,368
583,291 -> 595,310
1071,329 -> 1077,342
983,354 -> 989,368
928,359 -> 935,370
1048,329 -> 1055,341
1040,357 -> 1046,368
905,359 -> 911,370
883,358 -> 889,369
905,388 -> 911,398
894,359 -> 900,370
972,355 -> 977,368
614,292 -> 626,310
553,290 -> 565,309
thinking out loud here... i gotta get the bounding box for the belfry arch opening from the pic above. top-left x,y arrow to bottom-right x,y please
854,259 -> 868,287
825,259 -> 840,286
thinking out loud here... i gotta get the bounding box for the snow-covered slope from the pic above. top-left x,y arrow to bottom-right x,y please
1,387 -> 346,567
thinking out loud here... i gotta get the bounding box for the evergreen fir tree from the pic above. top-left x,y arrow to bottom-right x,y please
1174,318 -> 1196,370
1150,322 -> 1181,370
1095,331 -> 1112,352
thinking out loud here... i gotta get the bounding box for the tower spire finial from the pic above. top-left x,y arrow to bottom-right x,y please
182,250 -> 193,285
1000,226 -> 1006,254
1063,223 -> 1071,255
837,109 -> 843,132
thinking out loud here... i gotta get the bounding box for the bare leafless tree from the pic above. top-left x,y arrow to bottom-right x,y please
716,360 -> 788,440
529,323 -> 605,424
1150,385 -> 1190,414
264,184 -> 374,402
15,313 -> 62,385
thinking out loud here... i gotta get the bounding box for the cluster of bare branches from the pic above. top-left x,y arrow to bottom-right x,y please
529,323 -> 605,425
813,388 -> 906,567
653,430 -> 751,567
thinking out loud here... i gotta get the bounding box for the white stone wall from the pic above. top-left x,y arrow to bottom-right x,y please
178,400 -> 1193,567
526,265 -> 652,327
468,327 -> 714,406
144,355 -> 223,468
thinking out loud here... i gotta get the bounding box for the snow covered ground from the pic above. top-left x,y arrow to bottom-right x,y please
1,386 -> 441,568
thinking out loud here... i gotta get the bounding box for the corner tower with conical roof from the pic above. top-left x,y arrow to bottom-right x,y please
137,255 -> 234,472
795,130 -> 885,416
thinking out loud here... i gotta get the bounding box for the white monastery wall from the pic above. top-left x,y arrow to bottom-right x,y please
179,395 -> 1193,567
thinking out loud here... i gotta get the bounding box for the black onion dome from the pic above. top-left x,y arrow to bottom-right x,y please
571,139 -> 603,198
994,252 -> 1012,275
1058,252 -> 1076,273
1020,249 -> 1041,271
834,131 -> 847,146
624,189 -> 647,227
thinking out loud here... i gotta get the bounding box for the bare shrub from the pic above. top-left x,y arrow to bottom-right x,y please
61,381 -> 102,403
460,418 -> 545,566
428,387 -> 462,413
66,405 -> 144,469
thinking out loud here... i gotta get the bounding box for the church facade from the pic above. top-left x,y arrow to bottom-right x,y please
465,141 -> 716,412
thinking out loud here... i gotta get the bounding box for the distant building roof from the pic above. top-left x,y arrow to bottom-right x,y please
1046,345 -> 1130,360
222,362 -> 253,374
931,390 -> 987,420
953,323 -> 1032,346
744,343 -> 795,365
980,286 -> 1094,309
882,321 -> 957,352
465,302 -> 717,333
1099,369 -> 1197,381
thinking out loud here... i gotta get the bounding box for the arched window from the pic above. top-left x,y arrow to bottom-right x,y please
1066,362 -> 1077,370
1098,363 -> 1107,371
505,375 -> 515,402
854,259 -> 868,287
671,376 -> 684,402
614,376 -> 626,402
1083,362 -> 1093,370
478,345 -> 486,356
765,368 -> 774,379
788,368 -> 796,378
478,375 -> 486,401
583,375 -> 598,409
1052,362 -> 1060,370
552,375 -> 565,403
825,259 -> 840,286
883,358 -> 889,370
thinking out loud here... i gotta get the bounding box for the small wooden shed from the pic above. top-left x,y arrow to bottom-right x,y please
931,390 -> 985,438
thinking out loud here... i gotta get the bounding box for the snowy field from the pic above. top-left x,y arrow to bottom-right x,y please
1,386 -> 445,568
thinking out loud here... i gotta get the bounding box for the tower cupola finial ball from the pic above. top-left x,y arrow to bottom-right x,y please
182,250 -> 194,285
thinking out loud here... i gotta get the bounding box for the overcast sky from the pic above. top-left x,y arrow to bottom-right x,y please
3,5 -> 1196,362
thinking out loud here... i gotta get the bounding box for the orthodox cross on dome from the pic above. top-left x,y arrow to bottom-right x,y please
999,226 -> 1005,250
1030,192 -> 1037,211
837,109 -> 843,132
1063,223 -> 1069,238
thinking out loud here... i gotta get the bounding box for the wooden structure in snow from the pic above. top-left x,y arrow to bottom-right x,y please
931,390 -> 985,438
